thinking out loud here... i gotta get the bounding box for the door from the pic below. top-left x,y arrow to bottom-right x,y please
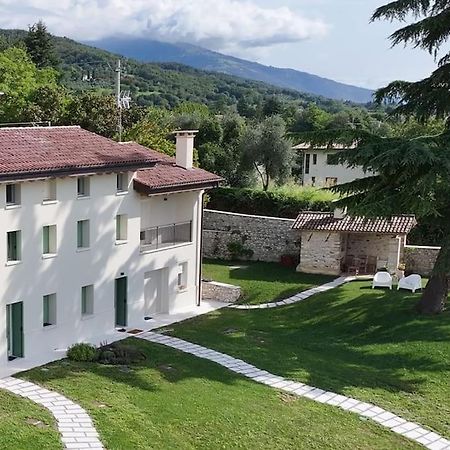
144,270 -> 163,315
115,277 -> 127,327
6,302 -> 23,359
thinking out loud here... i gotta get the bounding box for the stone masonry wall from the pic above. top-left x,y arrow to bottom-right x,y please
299,231 -> 342,275
203,209 -> 299,262
404,245 -> 440,276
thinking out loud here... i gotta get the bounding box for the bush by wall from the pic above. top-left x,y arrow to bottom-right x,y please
207,187 -> 334,219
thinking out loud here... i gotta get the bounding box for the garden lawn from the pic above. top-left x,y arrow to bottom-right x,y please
170,278 -> 450,440
203,260 -> 334,304
20,338 -> 419,450
0,389 -> 61,449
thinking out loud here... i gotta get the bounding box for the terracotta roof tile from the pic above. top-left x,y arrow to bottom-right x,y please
0,126 -> 162,179
134,164 -> 223,194
292,212 -> 417,234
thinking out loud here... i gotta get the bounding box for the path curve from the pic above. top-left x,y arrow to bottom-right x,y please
229,276 -> 355,309
0,377 -> 104,450
137,332 -> 450,450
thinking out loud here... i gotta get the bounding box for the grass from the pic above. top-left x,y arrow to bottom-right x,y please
269,182 -> 338,203
0,390 -> 61,449
203,260 -> 334,304
21,338 -> 419,450
170,275 -> 450,439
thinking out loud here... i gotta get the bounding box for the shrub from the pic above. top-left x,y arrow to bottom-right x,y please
227,241 -> 254,260
207,186 -> 335,219
97,342 -> 146,365
67,343 -> 98,362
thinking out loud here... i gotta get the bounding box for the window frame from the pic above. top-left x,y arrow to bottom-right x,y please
77,177 -> 90,198
81,285 -> 94,316
6,184 -> 20,207
177,262 -> 188,291
43,293 -> 57,327
312,153 -> 317,165
43,179 -> 57,203
43,225 -> 57,255
77,220 -> 90,249
304,154 -> 311,175
116,173 -> 128,193
7,230 -> 21,262
115,214 -> 128,242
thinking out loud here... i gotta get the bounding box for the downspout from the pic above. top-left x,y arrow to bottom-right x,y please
196,191 -> 205,307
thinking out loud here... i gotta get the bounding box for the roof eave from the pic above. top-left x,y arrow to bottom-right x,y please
133,179 -> 222,196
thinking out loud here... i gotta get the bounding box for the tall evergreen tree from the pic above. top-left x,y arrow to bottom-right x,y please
25,21 -> 58,69
300,1 -> 450,314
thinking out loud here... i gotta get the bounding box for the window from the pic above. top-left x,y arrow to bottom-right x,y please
43,225 -> 57,255
326,153 -> 338,165
325,177 -> 338,187
77,177 -> 90,197
44,179 -> 57,202
77,220 -> 90,249
177,263 -> 187,290
312,153 -> 317,165
6,184 -> 20,206
116,173 -> 128,193
304,154 -> 310,175
311,177 -> 316,187
43,294 -> 56,327
116,215 -> 128,242
81,285 -> 94,316
7,231 -> 21,262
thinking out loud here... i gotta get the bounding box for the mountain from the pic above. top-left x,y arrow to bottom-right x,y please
0,28 -> 351,111
87,37 -> 374,104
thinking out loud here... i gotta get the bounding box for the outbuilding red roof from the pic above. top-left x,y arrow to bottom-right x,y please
292,212 -> 417,235
0,126 -> 161,180
134,164 -> 223,195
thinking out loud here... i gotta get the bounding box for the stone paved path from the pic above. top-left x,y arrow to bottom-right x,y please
137,331 -> 450,450
0,377 -> 103,450
229,276 -> 355,309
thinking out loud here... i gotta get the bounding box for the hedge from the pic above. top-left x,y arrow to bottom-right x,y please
206,187 -> 334,219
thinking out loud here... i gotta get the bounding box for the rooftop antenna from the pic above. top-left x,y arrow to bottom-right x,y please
115,59 -> 131,142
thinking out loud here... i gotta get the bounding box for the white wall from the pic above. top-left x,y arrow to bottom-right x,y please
0,173 -> 202,368
303,150 -> 370,187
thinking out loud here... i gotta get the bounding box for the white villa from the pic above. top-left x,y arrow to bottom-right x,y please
294,143 -> 369,187
0,126 -> 221,372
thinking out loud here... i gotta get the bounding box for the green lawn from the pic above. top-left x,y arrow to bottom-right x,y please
170,276 -> 450,440
203,260 -> 334,304
0,390 -> 61,449
21,338 -> 419,450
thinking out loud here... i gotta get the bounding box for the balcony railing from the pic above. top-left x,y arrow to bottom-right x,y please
140,221 -> 192,251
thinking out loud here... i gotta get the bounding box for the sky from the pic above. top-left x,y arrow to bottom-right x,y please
0,0 -> 437,89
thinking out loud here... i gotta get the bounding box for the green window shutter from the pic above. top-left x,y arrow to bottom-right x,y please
116,216 -> 121,240
43,226 -> 49,254
77,221 -> 83,248
43,296 -> 49,326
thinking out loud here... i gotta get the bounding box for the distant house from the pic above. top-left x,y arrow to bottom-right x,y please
0,126 -> 221,370
292,210 -> 417,276
294,143 -> 370,187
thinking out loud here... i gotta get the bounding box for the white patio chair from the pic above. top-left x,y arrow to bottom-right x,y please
372,272 -> 393,290
397,274 -> 422,293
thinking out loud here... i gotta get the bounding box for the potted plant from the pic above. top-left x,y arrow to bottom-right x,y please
397,263 -> 406,280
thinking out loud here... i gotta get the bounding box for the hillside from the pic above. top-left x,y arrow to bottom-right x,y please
0,29 -> 348,111
87,37 -> 374,104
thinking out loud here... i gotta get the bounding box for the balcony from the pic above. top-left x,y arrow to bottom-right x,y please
140,221 -> 192,252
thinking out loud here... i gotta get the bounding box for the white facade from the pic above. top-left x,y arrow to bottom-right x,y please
300,148 -> 370,187
0,172 -> 204,370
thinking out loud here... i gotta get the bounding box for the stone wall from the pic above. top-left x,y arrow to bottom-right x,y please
404,245 -> 440,276
202,281 -> 241,303
203,209 -> 299,262
299,231 -> 342,275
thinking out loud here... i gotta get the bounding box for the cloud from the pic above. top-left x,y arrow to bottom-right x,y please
0,0 -> 328,51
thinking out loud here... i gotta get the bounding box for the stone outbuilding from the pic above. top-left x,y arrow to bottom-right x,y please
292,211 -> 417,276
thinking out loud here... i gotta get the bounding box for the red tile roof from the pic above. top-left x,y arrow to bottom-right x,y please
292,212 -> 417,234
0,126 -> 161,180
134,164 -> 223,195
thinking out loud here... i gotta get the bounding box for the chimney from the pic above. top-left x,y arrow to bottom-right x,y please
175,130 -> 198,169
333,207 -> 347,219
